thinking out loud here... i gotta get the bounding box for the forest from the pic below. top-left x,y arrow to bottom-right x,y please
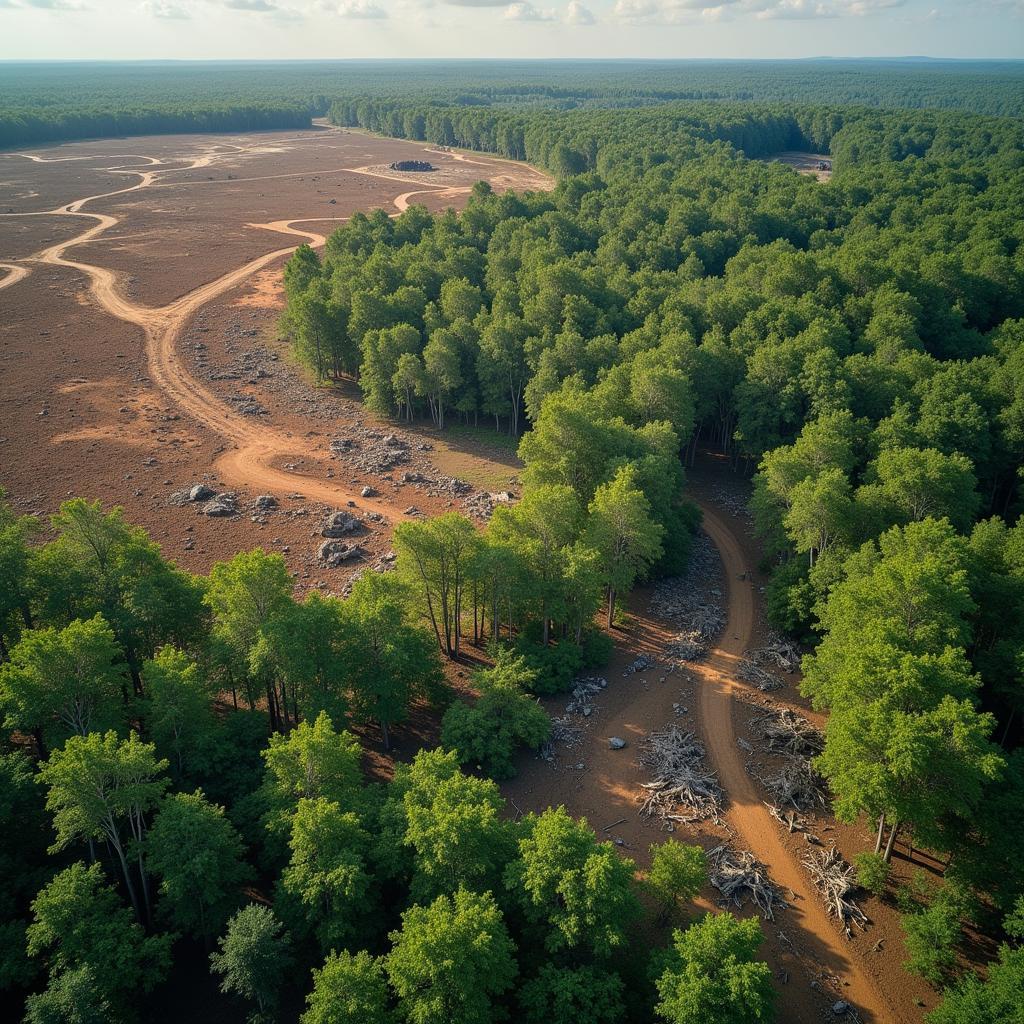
2,58 -> 1024,147
2,65 -> 1024,1024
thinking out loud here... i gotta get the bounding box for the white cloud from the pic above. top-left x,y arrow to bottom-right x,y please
442,0 -> 508,7
222,0 -> 277,10
504,1 -> 556,19
19,0 -> 88,9
614,0 -> 908,22
566,0 -> 595,22
141,0 -> 191,16
335,0 -> 388,15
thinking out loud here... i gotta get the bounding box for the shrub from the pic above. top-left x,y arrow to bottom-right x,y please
853,851 -> 891,897
441,685 -> 550,780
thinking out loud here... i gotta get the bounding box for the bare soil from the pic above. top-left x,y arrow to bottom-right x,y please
768,151 -> 834,182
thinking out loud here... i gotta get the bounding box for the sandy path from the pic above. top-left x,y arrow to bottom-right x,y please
693,502 -> 893,1022
0,262 -> 29,291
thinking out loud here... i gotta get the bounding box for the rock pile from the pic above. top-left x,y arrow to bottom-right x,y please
317,540 -> 363,567
203,493 -> 239,517
321,510 -> 361,537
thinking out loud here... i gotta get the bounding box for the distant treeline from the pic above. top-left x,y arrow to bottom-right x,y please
1,58 -> 1022,148
0,103 -> 312,149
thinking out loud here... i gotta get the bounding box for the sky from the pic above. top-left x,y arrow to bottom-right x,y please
0,0 -> 1021,60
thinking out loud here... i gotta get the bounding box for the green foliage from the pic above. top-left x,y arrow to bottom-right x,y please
655,912 -> 775,1024
506,805 -> 640,958
385,887 -> 516,1024
302,950 -> 395,1024
281,797 -> 372,952
210,904 -> 292,1024
928,945 -> 1024,1024
518,963 -> 626,1024
646,841 -> 707,921
37,731 -> 168,921
147,790 -> 251,942
27,863 -> 171,1010
143,646 -> 215,782
23,965 -> 111,1024
441,653 -> 551,779
0,615 -> 124,753
852,852 -> 890,897
902,885 -> 968,988
403,753 -> 512,900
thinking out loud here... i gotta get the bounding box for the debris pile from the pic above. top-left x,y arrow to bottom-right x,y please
760,758 -> 828,811
802,846 -> 869,938
736,658 -> 783,692
637,726 -> 724,826
540,717 -> 581,762
708,845 -> 788,920
566,676 -> 606,716
623,655 -> 656,677
317,540 -> 363,567
747,635 -> 802,673
650,536 -> 725,663
321,510 -> 362,537
753,709 -> 824,758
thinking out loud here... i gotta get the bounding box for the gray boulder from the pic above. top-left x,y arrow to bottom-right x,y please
318,540 -> 362,568
361,485 -> 377,498
609,737 -> 627,750
254,494 -> 278,511
189,484 -> 214,502
321,510 -> 360,537
203,493 -> 238,517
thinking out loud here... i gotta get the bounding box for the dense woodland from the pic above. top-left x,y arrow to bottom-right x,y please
2,64 -> 1024,1023
2,58 -> 1024,147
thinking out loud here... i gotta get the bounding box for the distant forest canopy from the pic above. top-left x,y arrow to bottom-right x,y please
1,57 -> 1023,148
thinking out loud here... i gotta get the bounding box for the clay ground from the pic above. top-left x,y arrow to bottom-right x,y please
0,126 -> 937,1021
767,150 -> 834,182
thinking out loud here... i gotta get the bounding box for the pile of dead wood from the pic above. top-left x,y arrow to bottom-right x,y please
802,846 -> 869,938
760,757 -> 828,810
637,726 -> 724,826
736,659 -> 783,692
747,635 -> 802,673
708,845 -> 788,920
753,708 -> 824,758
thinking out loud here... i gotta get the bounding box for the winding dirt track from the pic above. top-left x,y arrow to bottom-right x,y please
694,503 -> 894,1022
1,135 -> 489,521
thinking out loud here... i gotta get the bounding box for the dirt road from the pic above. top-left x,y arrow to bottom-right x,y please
1,134 -> 541,521
695,503 -> 894,1022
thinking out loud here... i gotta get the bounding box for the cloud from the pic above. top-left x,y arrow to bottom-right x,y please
566,0 -> 595,21
222,0 -> 276,10
141,0 -> 191,16
18,0 -> 88,9
441,0 -> 508,7
504,1 -> 556,19
614,0 -> 907,22
335,0 -> 388,14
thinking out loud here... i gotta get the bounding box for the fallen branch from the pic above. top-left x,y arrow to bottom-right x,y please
708,845 -> 788,921
802,846 -> 869,938
637,726 -> 725,826
760,757 -> 828,811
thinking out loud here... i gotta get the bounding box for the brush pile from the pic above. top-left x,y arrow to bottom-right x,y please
753,708 -> 824,758
747,635 -> 802,673
736,659 -> 783,692
761,757 -> 828,810
637,726 -> 724,826
708,845 -> 788,920
802,846 -> 869,938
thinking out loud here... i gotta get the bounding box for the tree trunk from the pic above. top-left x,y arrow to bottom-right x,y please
874,813 -> 886,855
607,589 -> 616,629
883,820 -> 900,862
380,718 -> 390,752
